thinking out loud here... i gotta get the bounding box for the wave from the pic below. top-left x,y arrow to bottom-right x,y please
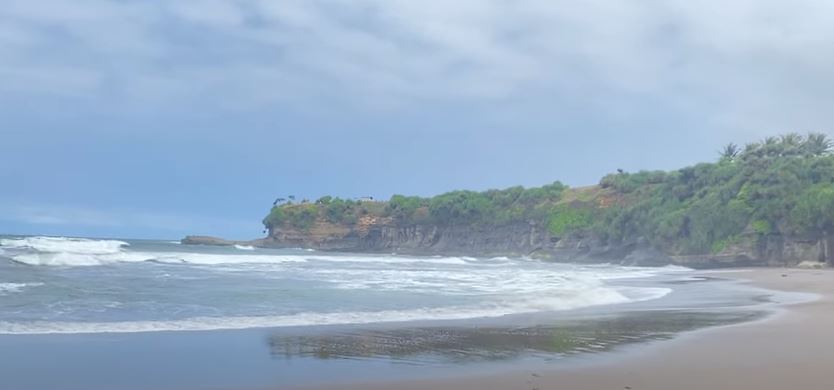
0,287 -> 669,334
0,282 -> 43,295
6,250 -> 474,267
0,236 -> 128,255
1,237 -> 475,266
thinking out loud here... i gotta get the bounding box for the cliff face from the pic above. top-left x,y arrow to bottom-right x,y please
259,217 -> 833,268
669,233 -> 832,268
265,215 -> 551,256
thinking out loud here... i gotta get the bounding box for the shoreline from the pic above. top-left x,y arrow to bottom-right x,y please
290,268 -> 833,390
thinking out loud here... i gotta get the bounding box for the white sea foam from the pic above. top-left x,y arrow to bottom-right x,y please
233,245 -> 255,251
0,282 -> 43,295
0,237 -> 684,335
5,241 -> 475,267
0,287 -> 668,334
10,252 -> 153,266
0,236 -> 128,254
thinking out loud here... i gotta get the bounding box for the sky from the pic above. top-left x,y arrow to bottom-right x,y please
1,0 -> 833,239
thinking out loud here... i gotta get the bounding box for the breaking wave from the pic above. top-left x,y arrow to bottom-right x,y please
0,287 -> 670,334
1,237 -> 475,267
0,236 -> 128,254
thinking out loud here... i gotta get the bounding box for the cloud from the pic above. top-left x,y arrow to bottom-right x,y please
0,0 -> 831,157
0,0 -> 831,126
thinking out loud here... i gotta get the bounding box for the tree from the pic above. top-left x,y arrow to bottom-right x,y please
793,184 -> 834,234
386,195 -> 424,219
720,143 -> 740,161
803,132 -> 832,156
780,133 -> 804,156
741,142 -> 762,159
325,198 -> 355,223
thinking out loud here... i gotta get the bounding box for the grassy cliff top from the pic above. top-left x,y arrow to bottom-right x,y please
264,133 -> 834,256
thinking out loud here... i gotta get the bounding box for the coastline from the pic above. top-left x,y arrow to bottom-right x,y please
290,268 -> 833,390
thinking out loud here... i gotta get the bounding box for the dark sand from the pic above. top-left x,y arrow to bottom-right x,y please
292,269 -> 834,390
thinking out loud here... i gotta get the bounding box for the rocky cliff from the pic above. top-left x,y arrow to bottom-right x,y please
245,216 -> 834,269
263,215 -> 551,256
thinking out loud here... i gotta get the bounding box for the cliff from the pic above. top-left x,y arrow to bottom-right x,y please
252,213 -> 834,269
264,215 -> 551,256
183,133 -> 834,269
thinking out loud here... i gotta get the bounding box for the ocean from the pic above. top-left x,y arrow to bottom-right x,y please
0,235 -> 782,389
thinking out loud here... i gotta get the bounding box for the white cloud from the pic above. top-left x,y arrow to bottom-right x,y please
0,0 -> 833,135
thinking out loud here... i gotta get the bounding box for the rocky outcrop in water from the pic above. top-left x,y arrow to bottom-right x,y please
180,235 -> 268,247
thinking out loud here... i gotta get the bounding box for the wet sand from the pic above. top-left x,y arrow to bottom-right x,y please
293,268 -> 834,390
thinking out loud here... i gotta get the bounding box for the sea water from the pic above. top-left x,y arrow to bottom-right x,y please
0,235 -> 684,334
0,235 -> 777,389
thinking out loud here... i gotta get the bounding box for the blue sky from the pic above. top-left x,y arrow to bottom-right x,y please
2,0 -> 833,239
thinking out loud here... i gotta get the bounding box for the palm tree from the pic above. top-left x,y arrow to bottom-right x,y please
761,136 -> 780,156
780,133 -> 804,156
720,143 -> 740,161
803,132 -> 832,156
741,142 -> 762,160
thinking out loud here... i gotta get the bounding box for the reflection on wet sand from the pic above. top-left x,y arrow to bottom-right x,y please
267,309 -> 764,364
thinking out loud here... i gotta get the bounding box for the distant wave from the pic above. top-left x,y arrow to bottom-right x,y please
0,236 -> 128,255
0,239 -> 696,276
0,287 -> 670,334
9,252 -> 477,267
1,236 -> 476,267
0,282 -> 43,295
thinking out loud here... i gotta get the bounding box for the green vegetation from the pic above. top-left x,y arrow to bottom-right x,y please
595,132 -> 834,253
264,132 -> 834,256
263,203 -> 319,230
793,183 -> 834,234
264,182 -> 569,231
548,204 -> 595,236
